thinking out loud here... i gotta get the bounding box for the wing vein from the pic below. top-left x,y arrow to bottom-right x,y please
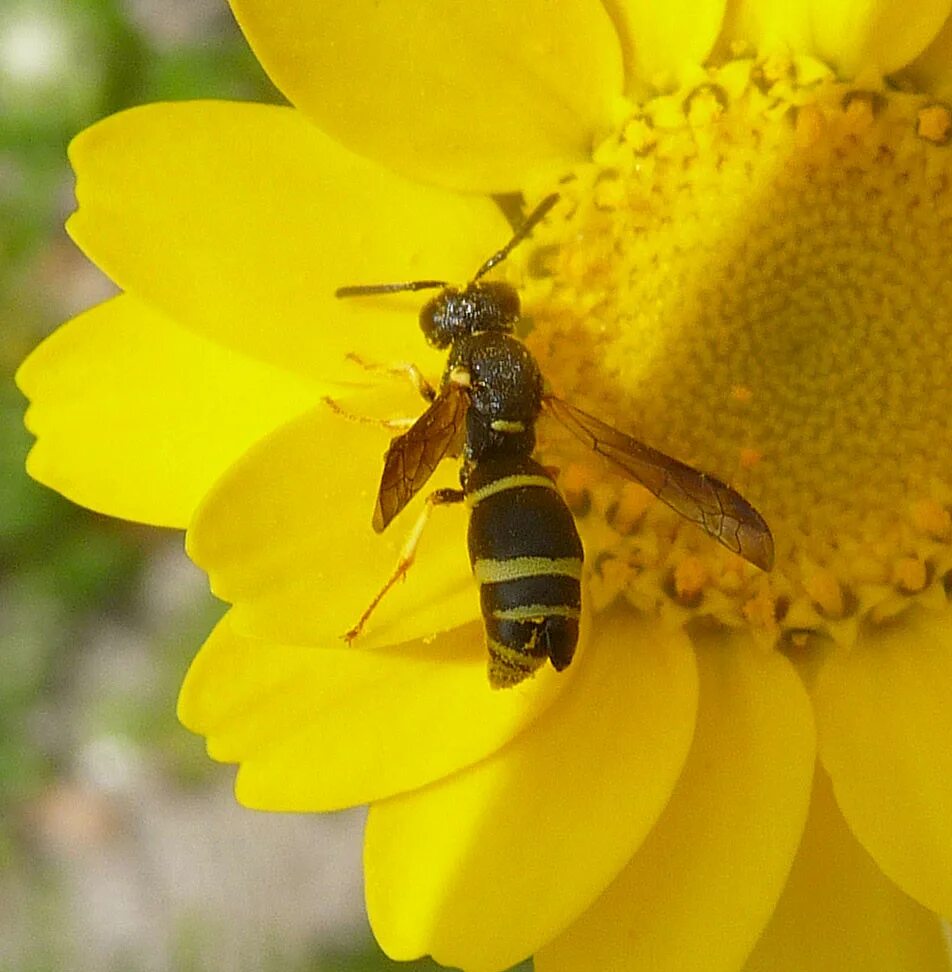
543,396 -> 774,570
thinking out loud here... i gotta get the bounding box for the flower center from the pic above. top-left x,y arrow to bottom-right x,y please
517,58 -> 952,649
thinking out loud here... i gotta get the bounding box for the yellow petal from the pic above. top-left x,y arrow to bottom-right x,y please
364,611 -> 698,972
717,1 -> 813,56
230,0 -> 624,193
536,630 -> 815,972
902,11 -> 952,95
16,294 -> 317,527
607,0 -> 727,93
179,614 -> 572,811
187,388 -> 478,649
813,608 -> 952,920
719,0 -> 952,69
808,0 -> 952,77
66,101 -> 509,384
743,768 -> 951,972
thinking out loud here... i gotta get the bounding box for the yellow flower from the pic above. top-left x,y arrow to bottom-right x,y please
16,0 -> 952,969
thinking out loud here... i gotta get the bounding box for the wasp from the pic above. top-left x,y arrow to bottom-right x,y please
335,194 -> 773,688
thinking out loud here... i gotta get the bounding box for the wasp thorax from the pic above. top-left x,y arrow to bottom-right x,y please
419,280 -> 521,349
465,333 -> 543,422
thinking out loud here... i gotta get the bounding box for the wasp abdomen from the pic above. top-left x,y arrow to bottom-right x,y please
465,457 -> 584,688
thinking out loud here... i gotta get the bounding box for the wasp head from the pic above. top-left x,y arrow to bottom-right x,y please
419,280 -> 521,349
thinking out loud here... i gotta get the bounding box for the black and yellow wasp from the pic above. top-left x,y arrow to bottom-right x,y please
336,194 -> 773,688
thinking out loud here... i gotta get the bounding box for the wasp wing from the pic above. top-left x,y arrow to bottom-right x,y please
372,382 -> 468,533
543,396 -> 774,570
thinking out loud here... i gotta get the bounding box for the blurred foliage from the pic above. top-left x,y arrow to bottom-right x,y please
1,0 -> 278,832
3,2 -> 532,970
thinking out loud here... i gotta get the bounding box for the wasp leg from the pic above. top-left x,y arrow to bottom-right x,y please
343,487 -> 464,643
345,352 -> 436,402
322,395 -> 417,430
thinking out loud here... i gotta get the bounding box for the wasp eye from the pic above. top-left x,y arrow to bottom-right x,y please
419,290 -> 456,348
479,281 -> 520,326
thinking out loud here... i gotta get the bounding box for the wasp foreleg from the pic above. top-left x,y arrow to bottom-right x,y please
344,352 -> 436,402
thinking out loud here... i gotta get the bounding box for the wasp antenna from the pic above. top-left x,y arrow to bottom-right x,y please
335,279 -> 449,299
473,193 -> 559,281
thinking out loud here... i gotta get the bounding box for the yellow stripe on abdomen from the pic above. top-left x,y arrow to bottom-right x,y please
491,603 -> 582,621
465,473 -> 556,508
473,555 -> 583,584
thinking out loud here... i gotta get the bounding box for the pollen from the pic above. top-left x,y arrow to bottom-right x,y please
674,556 -> 708,600
519,58 -> 952,650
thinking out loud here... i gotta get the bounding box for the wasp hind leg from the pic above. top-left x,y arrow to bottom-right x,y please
343,487 -> 465,643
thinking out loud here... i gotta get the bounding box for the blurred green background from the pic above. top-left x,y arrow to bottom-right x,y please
1,2 -> 531,969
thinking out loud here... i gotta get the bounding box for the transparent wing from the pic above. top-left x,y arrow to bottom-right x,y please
373,382 -> 468,532
543,396 -> 774,570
